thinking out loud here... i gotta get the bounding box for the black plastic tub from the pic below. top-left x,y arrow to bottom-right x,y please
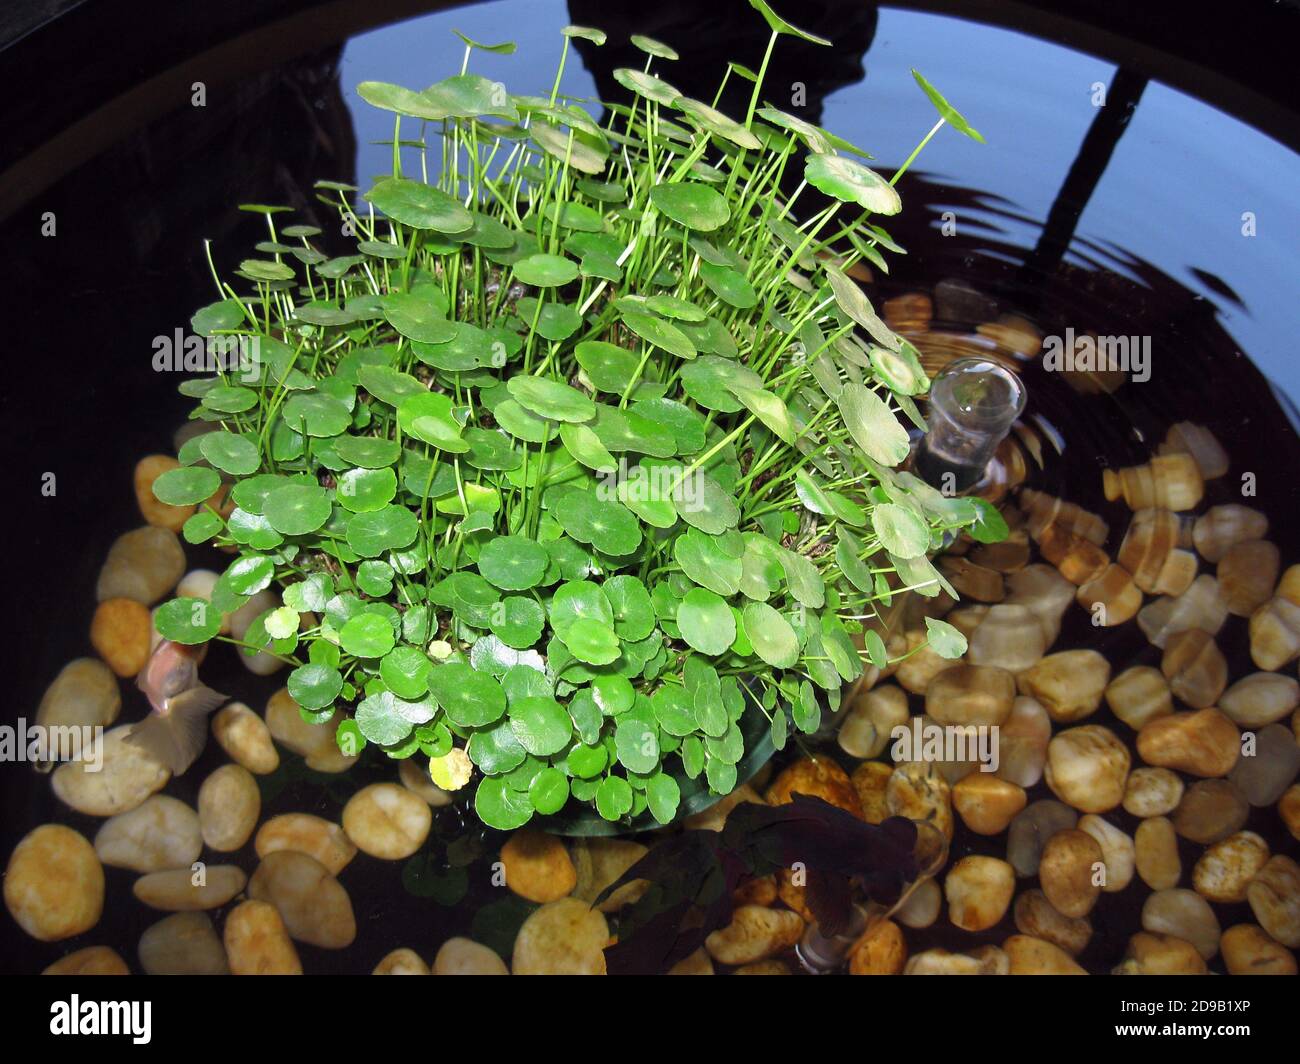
2,0 -> 1298,976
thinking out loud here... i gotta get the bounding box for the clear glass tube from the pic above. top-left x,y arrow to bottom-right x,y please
914,357 -> 1026,492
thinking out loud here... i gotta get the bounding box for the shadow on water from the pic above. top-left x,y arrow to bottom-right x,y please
0,0 -> 1296,972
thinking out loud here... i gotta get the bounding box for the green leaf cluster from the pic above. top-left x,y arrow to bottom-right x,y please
154,15 -> 987,830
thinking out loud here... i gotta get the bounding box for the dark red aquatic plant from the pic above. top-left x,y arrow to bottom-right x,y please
597,795 -> 919,974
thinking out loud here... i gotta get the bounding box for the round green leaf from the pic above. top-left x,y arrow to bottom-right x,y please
464,428 -> 521,471
380,646 -> 432,699
512,253 -> 579,287
871,341 -> 929,396
925,616 -> 968,659
509,697 -> 572,756
356,80 -> 449,120
152,466 -> 220,506
549,580 -> 614,630
725,383 -> 795,443
198,432 -> 261,476
574,341 -> 638,393
698,261 -> 756,308
346,503 -> 419,557
264,606 -> 299,640
518,299 -> 582,342
396,392 -> 468,453
679,356 -> 762,412
603,575 -> 655,641
569,693 -> 606,749
201,384 -> 258,414
382,291 -> 457,344
493,399 -> 549,442
490,596 -> 546,649
225,554 -> 275,596
357,365 -> 425,408
575,178 -> 624,202
693,685 -> 728,738
612,68 -> 681,106
282,392 -> 351,437
478,535 -> 549,591
502,664 -> 553,705
805,153 -> 901,215
529,122 -> 609,175
912,68 -> 985,142
550,488 -> 641,556
824,265 -> 900,350
632,397 -> 707,453
863,629 -> 888,670
542,200 -> 603,232
358,559 -> 394,598
645,772 -> 681,824
240,258 -> 294,282
506,375 -> 595,423
968,496 -> 1011,544
191,298 -> 245,336
614,713 -> 659,773
677,588 -> 736,656
674,529 -> 743,596
705,757 -> 738,793
742,602 -> 800,669
594,775 -> 634,820
559,422 -> 617,473
528,767 -> 570,814
630,33 -> 678,59
643,294 -> 706,322
652,685 -> 697,736
675,96 -> 761,150
429,662 -> 506,727
364,176 -> 473,232
591,406 -> 676,457
557,618 -> 620,665
770,707 -> 789,750
153,597 -> 221,645
182,510 -> 223,544
467,719 -> 527,775
620,309 -> 695,360
287,663 -> 343,710
650,182 -> 729,231
263,483 -> 332,536
837,383 -> 910,465
475,776 -> 535,830
757,105 -> 833,153
339,613 -> 395,658
568,742 -> 607,778
425,73 -> 518,118
706,721 -> 744,764
591,673 -> 635,716
676,473 -> 740,534
563,25 -> 607,44
355,691 -> 415,746
872,502 -> 931,559
333,435 -> 401,468
337,466 -> 398,513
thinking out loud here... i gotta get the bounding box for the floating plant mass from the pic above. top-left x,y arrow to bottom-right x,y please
147,2 -> 990,830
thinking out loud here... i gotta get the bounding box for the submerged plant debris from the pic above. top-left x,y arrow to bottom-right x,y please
598,795 -> 919,973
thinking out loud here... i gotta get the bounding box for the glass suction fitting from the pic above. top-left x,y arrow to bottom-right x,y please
914,357 -> 1027,494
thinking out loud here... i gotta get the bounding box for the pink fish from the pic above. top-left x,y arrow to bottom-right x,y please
125,641 -> 228,775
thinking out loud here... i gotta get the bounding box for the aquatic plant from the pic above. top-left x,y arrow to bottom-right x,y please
599,795 -> 921,974
149,1 -> 994,829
